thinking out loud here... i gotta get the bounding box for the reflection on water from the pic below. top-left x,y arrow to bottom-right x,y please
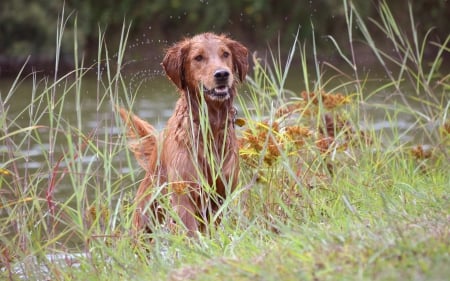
0,75 -> 176,127
0,73 -> 443,202
0,75 -> 176,201
9,253 -> 85,280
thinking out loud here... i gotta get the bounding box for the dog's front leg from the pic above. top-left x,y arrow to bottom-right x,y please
171,190 -> 199,237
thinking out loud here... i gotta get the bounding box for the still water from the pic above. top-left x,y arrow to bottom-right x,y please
0,69 -> 443,201
0,74 -> 175,200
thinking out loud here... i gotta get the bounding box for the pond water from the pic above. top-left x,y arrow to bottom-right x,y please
0,74 -> 173,199
0,67 -> 444,204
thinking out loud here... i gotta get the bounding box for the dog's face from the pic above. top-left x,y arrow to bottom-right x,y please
186,35 -> 234,101
162,33 -> 248,102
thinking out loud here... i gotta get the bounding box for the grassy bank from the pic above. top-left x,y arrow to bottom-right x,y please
1,2 -> 449,280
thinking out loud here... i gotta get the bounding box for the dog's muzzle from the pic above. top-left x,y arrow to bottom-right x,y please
202,69 -> 232,101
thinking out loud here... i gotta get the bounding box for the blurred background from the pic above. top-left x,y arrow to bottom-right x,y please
0,0 -> 448,77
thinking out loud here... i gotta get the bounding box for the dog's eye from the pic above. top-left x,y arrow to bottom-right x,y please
194,55 -> 203,61
223,52 -> 230,58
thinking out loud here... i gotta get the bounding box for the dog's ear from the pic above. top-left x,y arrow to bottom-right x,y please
226,38 -> 249,82
162,39 -> 190,90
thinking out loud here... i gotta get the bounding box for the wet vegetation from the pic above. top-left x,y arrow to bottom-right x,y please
1,1 -> 449,280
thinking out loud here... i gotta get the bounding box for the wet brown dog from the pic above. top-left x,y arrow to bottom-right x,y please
119,33 -> 248,236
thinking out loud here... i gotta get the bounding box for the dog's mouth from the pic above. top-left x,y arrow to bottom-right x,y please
203,85 -> 231,101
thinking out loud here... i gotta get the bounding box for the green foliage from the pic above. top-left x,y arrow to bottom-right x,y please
1,0 -> 449,71
0,1 -> 71,58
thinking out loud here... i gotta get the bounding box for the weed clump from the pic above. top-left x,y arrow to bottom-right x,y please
239,90 -> 366,169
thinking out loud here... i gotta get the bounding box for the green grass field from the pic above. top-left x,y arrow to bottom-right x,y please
1,2 -> 449,280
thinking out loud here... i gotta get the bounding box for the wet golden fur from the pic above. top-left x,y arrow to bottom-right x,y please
119,33 -> 248,236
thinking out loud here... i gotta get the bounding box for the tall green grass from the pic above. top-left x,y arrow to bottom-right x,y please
1,1 -> 449,280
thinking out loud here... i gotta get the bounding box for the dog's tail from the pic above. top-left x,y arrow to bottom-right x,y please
117,107 -> 159,174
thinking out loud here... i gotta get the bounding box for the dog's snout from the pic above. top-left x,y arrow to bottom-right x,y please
214,69 -> 230,82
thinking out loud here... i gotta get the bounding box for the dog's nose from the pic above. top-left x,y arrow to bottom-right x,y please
214,69 -> 230,81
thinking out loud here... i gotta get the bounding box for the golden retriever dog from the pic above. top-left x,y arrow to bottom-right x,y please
119,33 -> 248,236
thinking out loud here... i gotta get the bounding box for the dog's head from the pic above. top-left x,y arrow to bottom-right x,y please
162,33 -> 248,102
